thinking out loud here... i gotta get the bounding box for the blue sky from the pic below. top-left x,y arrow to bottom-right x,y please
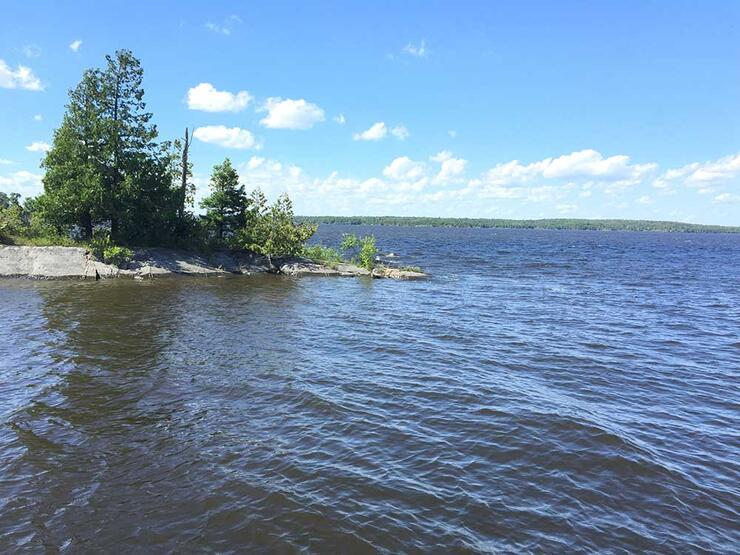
1,0 -> 739,223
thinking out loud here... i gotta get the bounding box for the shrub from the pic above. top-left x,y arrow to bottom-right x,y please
238,190 -> 317,262
103,245 -> 134,268
90,230 -> 113,260
340,233 -> 377,270
302,244 -> 343,265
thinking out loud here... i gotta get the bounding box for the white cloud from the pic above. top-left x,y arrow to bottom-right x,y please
259,97 -> 325,129
353,122 -> 387,141
334,114 -> 346,125
654,152 -> 740,192
69,40 -> 82,52
21,44 -> 41,58
193,126 -> 259,149
0,159 -> 13,165
0,59 -> 43,91
186,82 -> 251,112
0,170 -> 44,197
391,124 -> 409,140
353,122 -> 410,141
248,156 -> 265,169
193,148 -> 740,221
33,114 -> 42,121
205,15 -> 242,35
713,193 -> 740,204
482,149 -> 655,187
383,157 -> 426,181
432,151 -> 467,183
403,40 -> 427,57
25,142 -> 50,153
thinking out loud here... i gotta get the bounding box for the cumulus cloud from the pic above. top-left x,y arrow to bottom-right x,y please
205,15 -> 242,35
482,149 -> 655,187
654,152 -> 740,193
713,192 -> 740,204
353,122 -> 387,141
260,97 -> 325,129
182,148 -> 740,220
187,82 -> 251,112
193,126 -> 259,149
432,151 -> 467,183
0,170 -> 44,197
69,40 -> 82,52
353,122 -> 409,141
26,141 -> 50,153
0,59 -> 43,91
383,157 -> 426,181
403,40 -> 427,57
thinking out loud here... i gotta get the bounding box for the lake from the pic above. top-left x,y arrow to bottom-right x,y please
1,225 -> 738,552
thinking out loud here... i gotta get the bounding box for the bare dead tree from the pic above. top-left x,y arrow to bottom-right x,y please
179,127 -> 193,225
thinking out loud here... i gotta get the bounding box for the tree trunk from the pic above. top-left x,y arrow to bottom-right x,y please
179,128 -> 191,225
81,212 -> 93,239
110,71 -> 122,242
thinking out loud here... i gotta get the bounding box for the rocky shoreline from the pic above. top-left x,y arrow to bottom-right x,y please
0,246 -> 427,280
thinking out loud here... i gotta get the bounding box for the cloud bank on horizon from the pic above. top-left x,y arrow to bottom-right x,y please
1,1 -> 738,224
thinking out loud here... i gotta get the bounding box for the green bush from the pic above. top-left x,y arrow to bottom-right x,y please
340,233 -> 377,270
302,244 -> 343,265
103,245 -> 134,268
89,231 -> 133,267
90,230 -> 113,260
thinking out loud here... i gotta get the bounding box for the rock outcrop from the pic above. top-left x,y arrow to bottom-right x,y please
0,246 -> 427,280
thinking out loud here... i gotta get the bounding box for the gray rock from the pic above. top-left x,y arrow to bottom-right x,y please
0,246 -> 427,280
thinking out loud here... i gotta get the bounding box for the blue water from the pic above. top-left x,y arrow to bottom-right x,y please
1,226 -> 739,552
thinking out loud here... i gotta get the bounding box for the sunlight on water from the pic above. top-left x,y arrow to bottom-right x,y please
1,227 -> 739,552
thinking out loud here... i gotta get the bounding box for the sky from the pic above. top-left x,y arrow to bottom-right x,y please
1,0 -> 739,224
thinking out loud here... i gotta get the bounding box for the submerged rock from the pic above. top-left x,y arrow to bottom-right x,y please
371,266 -> 427,280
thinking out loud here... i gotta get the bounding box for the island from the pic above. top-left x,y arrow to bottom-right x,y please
0,50 -> 425,281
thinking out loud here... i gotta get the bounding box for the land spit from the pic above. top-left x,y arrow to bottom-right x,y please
0,246 -> 426,280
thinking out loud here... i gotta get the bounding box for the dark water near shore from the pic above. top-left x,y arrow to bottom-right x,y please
1,226 -> 739,553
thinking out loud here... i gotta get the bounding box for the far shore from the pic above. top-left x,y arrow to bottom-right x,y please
297,216 -> 740,233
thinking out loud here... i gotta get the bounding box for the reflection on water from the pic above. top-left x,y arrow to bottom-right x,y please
1,227 -> 739,552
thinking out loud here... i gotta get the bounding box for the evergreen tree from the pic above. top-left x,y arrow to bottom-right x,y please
201,159 -> 248,243
39,49 -> 176,242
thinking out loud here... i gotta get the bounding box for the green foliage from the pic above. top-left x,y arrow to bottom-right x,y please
297,216 -> 740,234
0,203 -> 24,242
200,158 -> 248,244
102,245 -> 134,267
302,244 -> 343,265
340,233 -> 378,270
399,265 -> 423,273
89,230 -> 133,267
89,230 -> 113,260
237,190 -> 317,261
39,49 -> 180,244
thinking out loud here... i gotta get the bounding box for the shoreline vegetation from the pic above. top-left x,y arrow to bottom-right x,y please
0,49 -> 424,280
297,216 -> 740,234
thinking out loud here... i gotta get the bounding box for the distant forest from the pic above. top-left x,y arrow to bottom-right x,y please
297,216 -> 740,234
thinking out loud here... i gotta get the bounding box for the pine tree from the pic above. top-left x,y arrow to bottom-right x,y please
200,159 -> 248,243
39,50 -> 174,243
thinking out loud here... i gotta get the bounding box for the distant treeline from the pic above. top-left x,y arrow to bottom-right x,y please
297,216 -> 740,234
